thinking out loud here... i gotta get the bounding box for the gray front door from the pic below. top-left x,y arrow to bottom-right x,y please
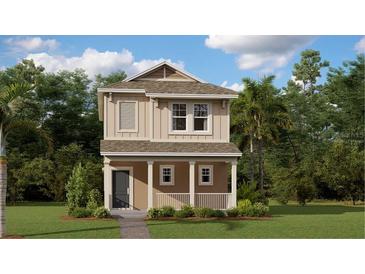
112,170 -> 130,208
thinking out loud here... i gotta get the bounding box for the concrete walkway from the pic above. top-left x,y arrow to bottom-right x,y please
112,210 -> 150,239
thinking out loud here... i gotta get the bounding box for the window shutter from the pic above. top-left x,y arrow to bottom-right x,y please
119,102 -> 136,130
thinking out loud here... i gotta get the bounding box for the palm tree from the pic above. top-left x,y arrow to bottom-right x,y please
0,83 -> 52,238
231,76 -> 291,191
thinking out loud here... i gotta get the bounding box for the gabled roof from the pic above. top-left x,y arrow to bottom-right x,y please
123,61 -> 205,83
100,140 -> 242,157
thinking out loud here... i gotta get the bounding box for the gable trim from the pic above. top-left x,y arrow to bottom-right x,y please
123,61 -> 206,83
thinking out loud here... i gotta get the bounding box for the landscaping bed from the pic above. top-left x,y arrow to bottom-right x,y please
146,216 -> 272,221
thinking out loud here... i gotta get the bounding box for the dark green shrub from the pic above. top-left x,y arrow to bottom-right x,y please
160,206 -> 175,217
212,209 -> 225,218
193,207 -> 214,218
174,205 -> 194,218
87,189 -> 102,210
237,182 -> 269,205
226,207 -> 239,217
93,207 -> 111,218
147,208 -> 161,219
69,207 -> 93,218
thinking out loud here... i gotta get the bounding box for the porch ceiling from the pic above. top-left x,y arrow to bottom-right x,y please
100,140 -> 241,157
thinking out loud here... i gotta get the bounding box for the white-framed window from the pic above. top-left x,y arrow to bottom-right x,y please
199,165 -> 213,185
172,103 -> 187,131
118,101 -> 138,132
194,103 -> 209,131
159,165 -> 175,185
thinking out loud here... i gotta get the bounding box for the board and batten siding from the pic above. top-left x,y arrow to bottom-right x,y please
104,94 -> 229,142
105,93 -> 150,139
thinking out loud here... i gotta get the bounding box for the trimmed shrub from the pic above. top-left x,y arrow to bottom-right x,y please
87,189 -> 102,210
160,206 -> 176,217
93,207 -> 111,218
69,207 -> 93,218
239,202 -> 269,217
174,205 -> 195,218
226,207 -> 239,217
147,208 -> 161,219
212,209 -> 225,218
194,207 -> 215,218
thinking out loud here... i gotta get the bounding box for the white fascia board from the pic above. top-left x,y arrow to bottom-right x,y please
100,152 -> 242,157
146,93 -> 238,99
97,88 -> 145,93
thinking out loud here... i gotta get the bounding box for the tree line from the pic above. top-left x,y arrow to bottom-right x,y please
231,50 -> 364,205
0,50 -> 364,205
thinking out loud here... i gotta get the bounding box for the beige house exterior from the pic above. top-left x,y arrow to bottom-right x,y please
98,61 -> 241,211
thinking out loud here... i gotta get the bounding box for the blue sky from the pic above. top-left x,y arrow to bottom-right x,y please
0,35 -> 364,90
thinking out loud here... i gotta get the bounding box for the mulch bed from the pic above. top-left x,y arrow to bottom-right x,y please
60,216 -> 114,221
1,235 -> 24,239
146,216 -> 272,221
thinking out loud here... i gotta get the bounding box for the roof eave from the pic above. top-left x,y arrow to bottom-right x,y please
100,152 -> 242,157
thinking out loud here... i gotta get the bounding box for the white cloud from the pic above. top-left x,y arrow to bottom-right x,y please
5,37 -> 59,52
354,36 -> 365,53
221,80 -> 244,92
25,48 -> 184,79
205,35 -> 315,72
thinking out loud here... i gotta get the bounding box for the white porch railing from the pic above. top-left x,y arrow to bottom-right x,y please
155,193 -> 190,209
154,193 -> 232,209
195,193 -> 232,209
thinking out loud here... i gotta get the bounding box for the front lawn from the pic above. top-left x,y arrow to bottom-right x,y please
147,201 -> 365,239
5,202 -> 120,239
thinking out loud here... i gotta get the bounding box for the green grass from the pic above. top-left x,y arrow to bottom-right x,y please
147,201 -> 365,239
6,202 -> 120,239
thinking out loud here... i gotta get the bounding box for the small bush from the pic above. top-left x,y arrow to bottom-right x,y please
251,202 -> 269,217
160,206 -> 176,217
66,163 -> 90,211
226,207 -> 239,217
93,207 -> 111,218
69,207 -> 93,218
239,202 -> 269,217
174,205 -> 194,218
194,207 -> 215,218
87,189 -> 102,210
147,208 -> 161,219
237,199 -> 252,209
212,209 -> 225,218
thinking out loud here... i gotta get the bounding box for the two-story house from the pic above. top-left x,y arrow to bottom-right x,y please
98,61 -> 241,212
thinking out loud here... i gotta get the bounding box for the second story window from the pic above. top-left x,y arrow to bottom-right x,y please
172,103 -> 187,131
118,101 -> 138,132
194,104 -> 208,131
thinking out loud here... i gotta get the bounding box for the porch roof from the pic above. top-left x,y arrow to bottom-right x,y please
100,140 -> 242,157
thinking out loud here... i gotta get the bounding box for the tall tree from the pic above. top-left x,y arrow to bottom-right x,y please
231,76 -> 291,190
0,83 -> 52,237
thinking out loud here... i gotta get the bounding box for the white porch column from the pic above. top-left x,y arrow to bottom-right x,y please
189,161 -> 195,206
147,161 -> 154,209
231,160 -> 237,207
103,158 -> 112,210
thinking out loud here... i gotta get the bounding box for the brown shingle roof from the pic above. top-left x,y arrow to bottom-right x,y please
100,140 -> 241,155
104,81 -> 237,95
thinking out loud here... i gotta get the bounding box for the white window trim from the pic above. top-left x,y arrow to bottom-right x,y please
168,102 -> 189,134
117,100 -> 138,133
159,165 -> 175,186
193,103 -> 212,134
168,102 -> 212,135
199,165 -> 214,186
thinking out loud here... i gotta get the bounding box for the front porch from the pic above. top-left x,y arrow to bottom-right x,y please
103,157 -> 238,210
